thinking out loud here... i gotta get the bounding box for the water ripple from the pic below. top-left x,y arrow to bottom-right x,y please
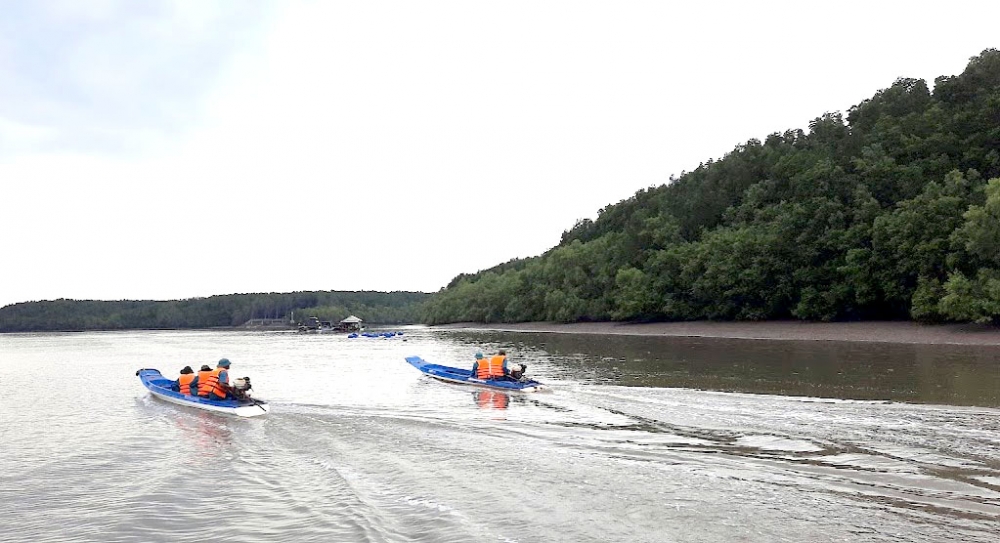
3,329 -> 1000,542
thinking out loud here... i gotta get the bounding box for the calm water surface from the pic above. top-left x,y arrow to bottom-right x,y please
2,327 -> 999,542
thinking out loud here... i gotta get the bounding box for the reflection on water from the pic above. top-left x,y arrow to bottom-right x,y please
4,328 -> 1000,543
472,390 -> 510,409
444,330 -> 1000,407
173,411 -> 235,449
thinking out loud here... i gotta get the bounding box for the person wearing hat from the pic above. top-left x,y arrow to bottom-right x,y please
470,351 -> 485,378
172,366 -> 198,395
197,358 -> 234,400
471,350 -> 509,380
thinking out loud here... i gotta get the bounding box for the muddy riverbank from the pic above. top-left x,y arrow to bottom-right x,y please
434,320 -> 1000,346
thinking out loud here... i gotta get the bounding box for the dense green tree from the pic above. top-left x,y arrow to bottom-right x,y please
937,177 -> 1000,322
0,291 -> 430,332
422,50 -> 1000,326
864,170 -> 980,317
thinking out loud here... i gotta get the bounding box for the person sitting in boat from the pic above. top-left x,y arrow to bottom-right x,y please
197,358 -> 234,400
470,351 -> 485,373
472,350 -> 514,380
498,350 -> 528,380
172,366 -> 198,395
195,365 -> 214,396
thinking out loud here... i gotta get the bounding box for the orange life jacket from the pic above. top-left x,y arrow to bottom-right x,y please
177,373 -> 196,395
197,367 -> 227,399
196,370 -> 213,395
476,355 -> 506,379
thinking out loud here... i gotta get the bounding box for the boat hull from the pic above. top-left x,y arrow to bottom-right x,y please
405,356 -> 548,392
136,369 -> 270,417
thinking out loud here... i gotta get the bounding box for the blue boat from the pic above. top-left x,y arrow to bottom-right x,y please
135,368 -> 270,417
405,356 -> 548,392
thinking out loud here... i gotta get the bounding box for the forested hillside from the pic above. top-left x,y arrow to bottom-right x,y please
0,291 -> 429,332
423,50 -> 1000,324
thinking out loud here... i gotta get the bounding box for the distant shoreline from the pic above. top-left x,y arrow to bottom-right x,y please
433,321 -> 1000,346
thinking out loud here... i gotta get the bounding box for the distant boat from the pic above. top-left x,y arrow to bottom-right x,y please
405,356 -> 548,392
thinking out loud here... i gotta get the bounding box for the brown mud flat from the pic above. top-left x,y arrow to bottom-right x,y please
434,320 -> 1000,346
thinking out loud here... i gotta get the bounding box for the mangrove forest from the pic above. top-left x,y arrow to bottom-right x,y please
423,49 -> 1000,325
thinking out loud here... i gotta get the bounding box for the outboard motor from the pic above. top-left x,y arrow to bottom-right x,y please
232,377 -> 253,400
508,363 -> 528,381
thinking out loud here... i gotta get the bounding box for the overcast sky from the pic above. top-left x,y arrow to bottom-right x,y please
1,0 -> 997,308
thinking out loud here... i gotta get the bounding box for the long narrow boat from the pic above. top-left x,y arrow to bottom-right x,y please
405,356 -> 548,392
135,368 -> 270,417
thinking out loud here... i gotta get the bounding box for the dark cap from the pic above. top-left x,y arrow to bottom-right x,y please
200,365 -> 211,372
180,366 -> 194,374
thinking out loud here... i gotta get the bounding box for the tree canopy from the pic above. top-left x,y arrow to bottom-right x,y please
424,49 -> 1000,325
0,291 -> 429,332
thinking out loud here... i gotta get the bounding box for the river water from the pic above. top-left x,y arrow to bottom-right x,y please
2,327 -> 999,542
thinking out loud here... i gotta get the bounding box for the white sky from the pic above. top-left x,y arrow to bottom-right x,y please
1,0 -> 998,308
